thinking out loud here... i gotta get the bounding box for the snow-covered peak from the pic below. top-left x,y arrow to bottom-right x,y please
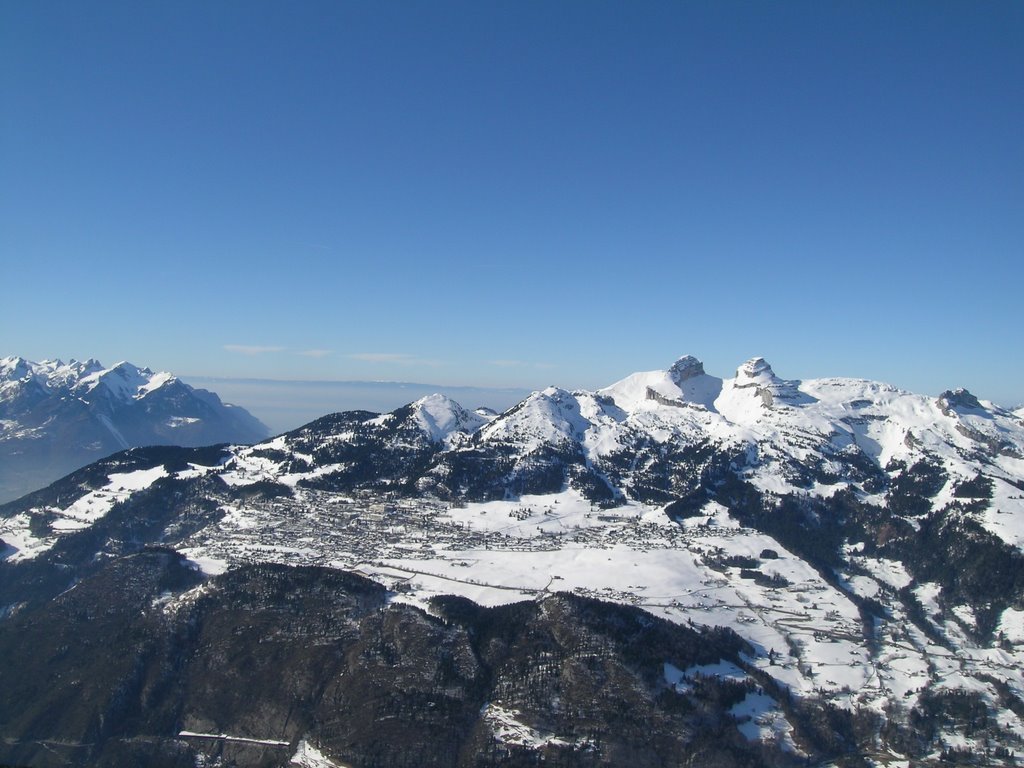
410,393 -> 488,442
0,356 -> 31,381
669,356 -> 722,410
479,386 -> 589,450
0,357 -> 172,400
599,355 -> 722,413
64,359 -> 104,381
1,357 -> 108,393
735,357 -> 777,384
1,356 -> 269,503
77,361 -> 176,401
719,357 -> 814,414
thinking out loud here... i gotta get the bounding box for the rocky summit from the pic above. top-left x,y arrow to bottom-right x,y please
2,354 -> 1024,766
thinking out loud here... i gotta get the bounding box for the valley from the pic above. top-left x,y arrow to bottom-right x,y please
3,354 -> 1024,765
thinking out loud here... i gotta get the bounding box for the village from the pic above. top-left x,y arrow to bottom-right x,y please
178,485 -> 915,708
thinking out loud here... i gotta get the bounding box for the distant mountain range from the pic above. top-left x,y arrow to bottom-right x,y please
0,357 -> 268,503
2,354 -> 1024,765
182,374 -> 531,434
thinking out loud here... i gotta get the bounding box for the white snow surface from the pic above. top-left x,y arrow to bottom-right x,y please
167,416 -> 201,428
482,703 -> 571,748
999,608 -> 1024,644
478,387 -> 591,451
411,393 -> 489,443
598,355 -> 723,412
664,659 -> 748,692
1,356 -> 104,392
290,740 -> 349,767
731,691 -> 799,751
0,465 -> 167,561
78,361 -> 175,400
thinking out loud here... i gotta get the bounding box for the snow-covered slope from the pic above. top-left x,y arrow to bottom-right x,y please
478,386 -> 591,450
597,354 -> 723,412
407,393 -> 490,443
0,357 -> 268,503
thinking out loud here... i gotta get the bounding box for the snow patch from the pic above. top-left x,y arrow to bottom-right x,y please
181,551 -> 229,576
0,466 -> 167,561
482,703 -> 570,748
998,608 -> 1024,645
664,659 -> 749,692
166,416 -> 201,428
290,740 -> 349,767
730,691 -> 800,752
178,731 -> 289,747
0,513 -> 55,561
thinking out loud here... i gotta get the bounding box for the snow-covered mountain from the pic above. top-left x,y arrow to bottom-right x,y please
3,354 -> 1024,766
0,357 -> 268,503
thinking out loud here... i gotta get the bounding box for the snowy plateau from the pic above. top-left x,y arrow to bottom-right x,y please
3,355 -> 1024,767
0,356 -> 268,504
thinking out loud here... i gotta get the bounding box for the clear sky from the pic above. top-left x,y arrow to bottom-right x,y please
2,1 -> 1022,406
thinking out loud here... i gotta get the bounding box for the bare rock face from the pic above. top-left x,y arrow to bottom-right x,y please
938,387 -> 984,415
668,354 -> 706,383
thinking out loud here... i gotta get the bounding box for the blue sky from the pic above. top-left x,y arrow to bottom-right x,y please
2,1 -> 1022,406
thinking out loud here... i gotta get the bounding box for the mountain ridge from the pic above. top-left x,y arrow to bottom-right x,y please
3,353 -> 1024,765
0,356 -> 269,503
